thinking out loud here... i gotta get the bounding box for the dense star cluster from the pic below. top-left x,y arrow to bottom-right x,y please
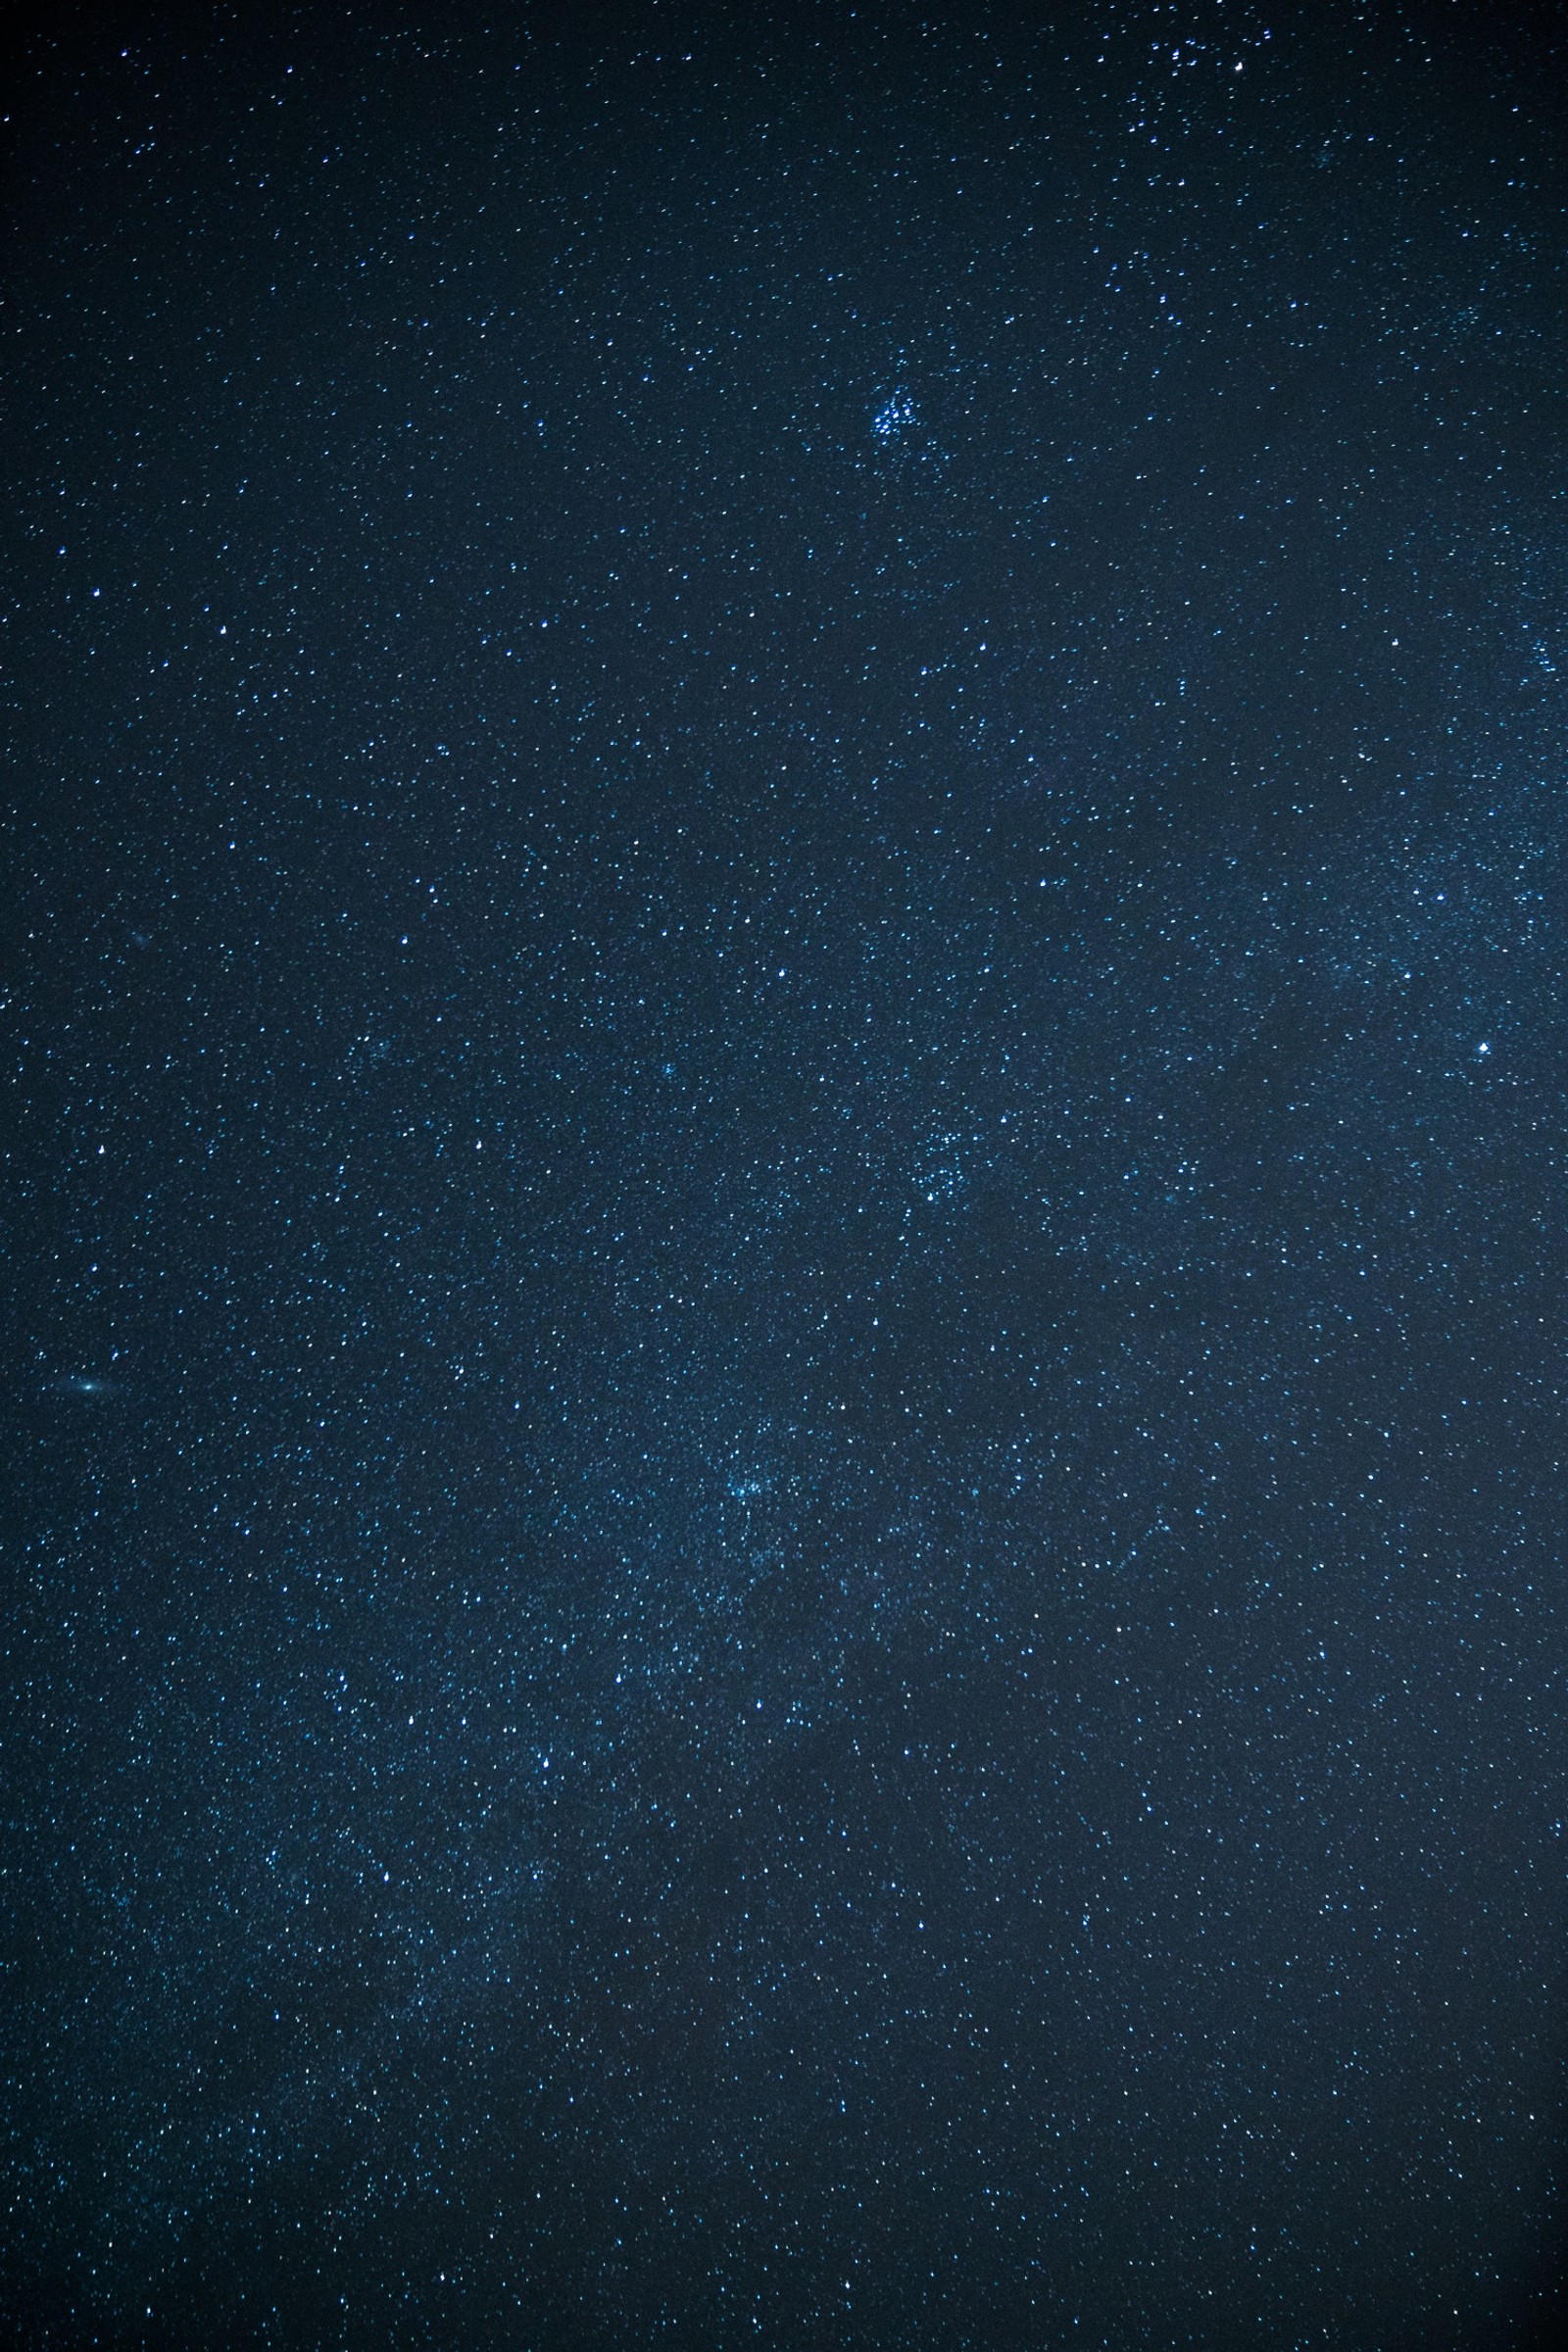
6,3 -> 1567,2345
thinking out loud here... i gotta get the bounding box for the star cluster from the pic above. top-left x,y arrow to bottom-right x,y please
6,4 -> 1567,2346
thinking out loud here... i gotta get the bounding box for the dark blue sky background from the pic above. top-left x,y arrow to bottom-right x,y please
7,3 -> 1568,2345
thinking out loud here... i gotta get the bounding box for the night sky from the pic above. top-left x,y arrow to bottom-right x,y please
7,3 -> 1568,2345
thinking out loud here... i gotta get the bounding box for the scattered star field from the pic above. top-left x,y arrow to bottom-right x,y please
6,3 -> 1568,2345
